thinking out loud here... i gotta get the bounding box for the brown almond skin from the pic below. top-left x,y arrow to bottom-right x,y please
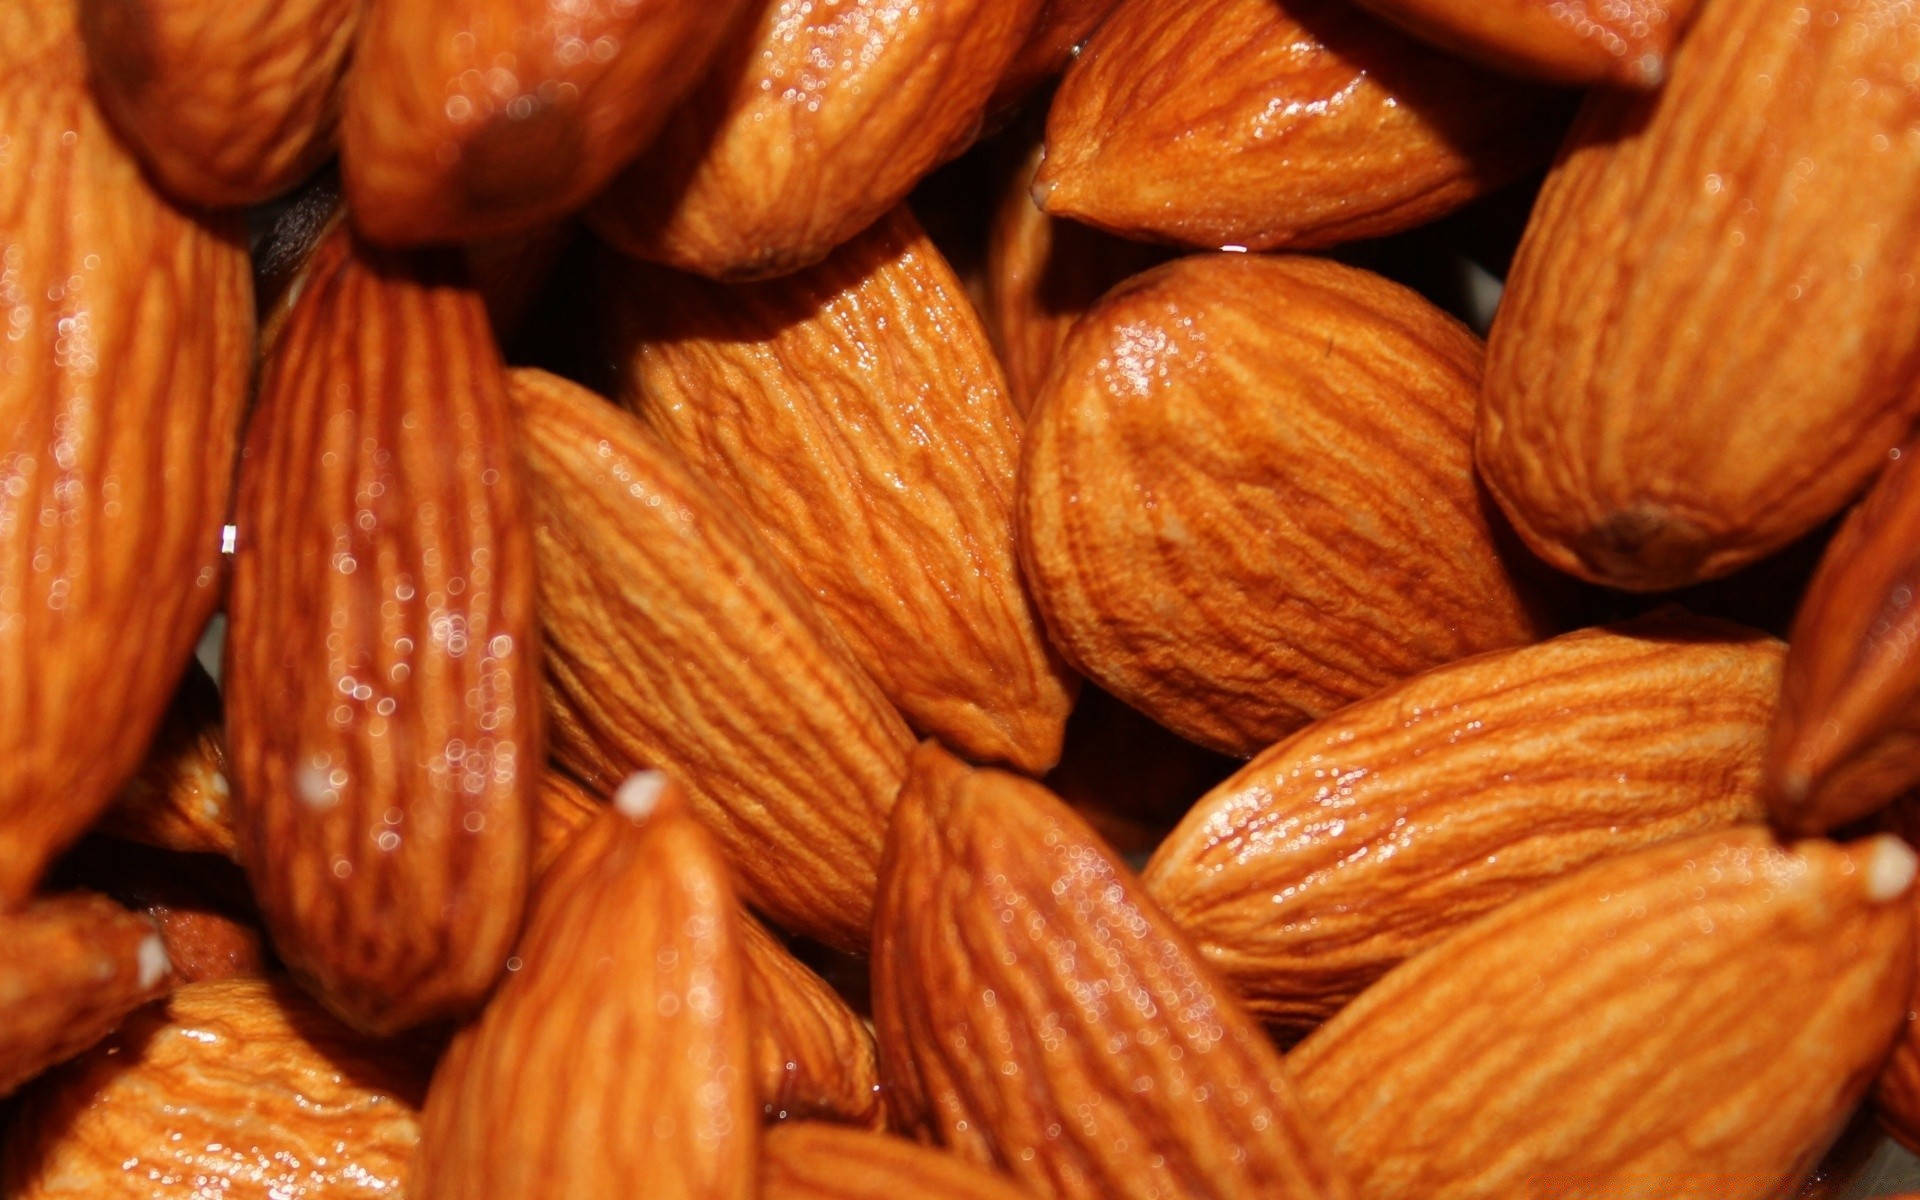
610,205 -> 1074,773
987,0 -> 1122,112
762,1123 -> 1033,1200
2,976 -> 428,1198
0,0 -> 252,905
1348,0 -> 1695,87
1144,617 -> 1780,1031
1036,0 -> 1564,252
228,225 -> 539,1035
1019,253 -> 1545,756
142,902 -> 266,984
510,367 -> 913,951
740,913 -> 884,1130
873,741 -> 1353,1200
96,662 -> 235,860
342,0 -> 750,246
587,0 -> 1045,280
1289,829 -> 1917,1200
78,0 -> 357,207
1769,443 -> 1920,834
411,778 -> 755,1200
0,894 -> 170,1098
530,768 -> 604,882
1479,1 -> 1920,592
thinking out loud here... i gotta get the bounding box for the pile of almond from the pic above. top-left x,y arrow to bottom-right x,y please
6,0 -> 1920,1196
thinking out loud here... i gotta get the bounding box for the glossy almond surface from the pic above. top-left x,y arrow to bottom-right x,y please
610,205 -> 1073,772
228,225 -> 538,1034
510,367 -> 913,950
1347,0 -> 1697,86
1480,0 -> 1920,590
740,914 -> 884,1129
1019,253 -> 1543,755
988,0 -> 1122,110
762,1123 -> 1032,1200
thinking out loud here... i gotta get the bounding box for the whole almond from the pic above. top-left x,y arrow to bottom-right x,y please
510,367 -> 913,951
97,662 -> 235,860
411,773 -> 755,1200
0,0 -> 252,904
588,0 -> 1045,279
740,914 -> 884,1129
1346,0 -> 1697,86
1144,617 -> 1780,1031
762,1123 -> 1032,1200
2,976 -> 428,1198
228,224 -> 538,1034
343,0 -> 750,245
1019,253 -> 1545,756
78,0 -> 357,207
1479,0 -> 1920,590
1289,829 -> 1917,1200
1035,0 -> 1563,251
873,740 -> 1352,1200
609,205 -> 1074,773
1768,442 -> 1920,834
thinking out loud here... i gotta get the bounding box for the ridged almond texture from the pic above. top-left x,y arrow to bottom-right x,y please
0,893 -> 170,1098
1289,829 -> 1918,1200
141,901 -> 266,985
1019,253 -> 1544,756
1769,444 -> 1920,834
343,0 -> 749,245
228,224 -> 538,1034
987,0 -> 1122,112
587,0 -> 1045,280
530,767 -> 604,881
78,0 -> 357,207
1,976 -> 428,1198
510,367 -> 914,951
1347,0 -> 1696,86
740,913 -> 884,1129
1479,0 -> 1920,591
762,1123 -> 1033,1200
0,0 -> 252,905
1143,617 -> 1780,1031
411,776 -> 755,1200
610,205 -> 1074,773
873,740 -> 1352,1200
1035,0 -> 1562,252
97,662 -> 235,860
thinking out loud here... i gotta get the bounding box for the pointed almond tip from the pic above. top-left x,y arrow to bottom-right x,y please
1632,51 -> 1666,87
614,770 -> 669,822
1030,173 -> 1056,214
1863,834 -> 1917,903
136,932 -> 172,991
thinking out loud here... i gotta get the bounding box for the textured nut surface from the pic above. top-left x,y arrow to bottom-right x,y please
761,1123 -> 1033,1200
740,914 -> 883,1129
1346,0 -> 1696,86
97,663 -> 235,861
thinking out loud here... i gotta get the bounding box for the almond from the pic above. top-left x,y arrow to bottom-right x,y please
411,773 -> 755,1199
762,1122 -> 1032,1200
510,367 -> 913,951
1288,829 -> 1917,1200
530,767 -> 603,881
2,976 -> 429,1198
740,913 -> 884,1130
228,223 -> 538,1034
873,740 -> 1352,1200
78,0 -> 357,207
609,204 -> 1074,773
1035,0 -> 1564,251
1144,617 -> 1780,1031
1768,442 -> 1920,835
587,0 -> 1045,279
1346,0 -> 1696,86
987,0 -> 1123,112
1479,0 -> 1920,591
1018,253 -> 1545,756
0,0 -> 252,905
97,662 -> 234,861
140,902 -> 266,985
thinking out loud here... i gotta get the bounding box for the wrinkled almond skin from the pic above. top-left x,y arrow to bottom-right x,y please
1769,444 -> 1920,834
1019,253 -> 1545,756
2,977 -> 428,1198
142,902 -> 267,985
1290,829 -> 1917,1200
1035,0 -> 1563,252
0,894 -> 169,1099
1145,617 -> 1780,1031
874,741 -> 1352,1200
78,0 -> 357,207
510,367 -> 913,951
740,914 -> 884,1129
228,224 -> 538,1035
530,768 -> 603,881
97,662 -> 235,860
0,0 -> 252,905
610,205 -> 1074,773
762,1123 -> 1032,1200
411,779 -> 755,1200
1348,0 -> 1696,87
987,0 -> 1122,111
343,0 -> 750,245
588,0 -> 1045,280
1479,0 -> 1920,591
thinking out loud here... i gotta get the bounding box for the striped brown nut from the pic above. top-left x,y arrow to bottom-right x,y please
1346,0 -> 1697,87
97,662 -> 235,860
761,1123 -> 1034,1200
740,914 -> 883,1129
